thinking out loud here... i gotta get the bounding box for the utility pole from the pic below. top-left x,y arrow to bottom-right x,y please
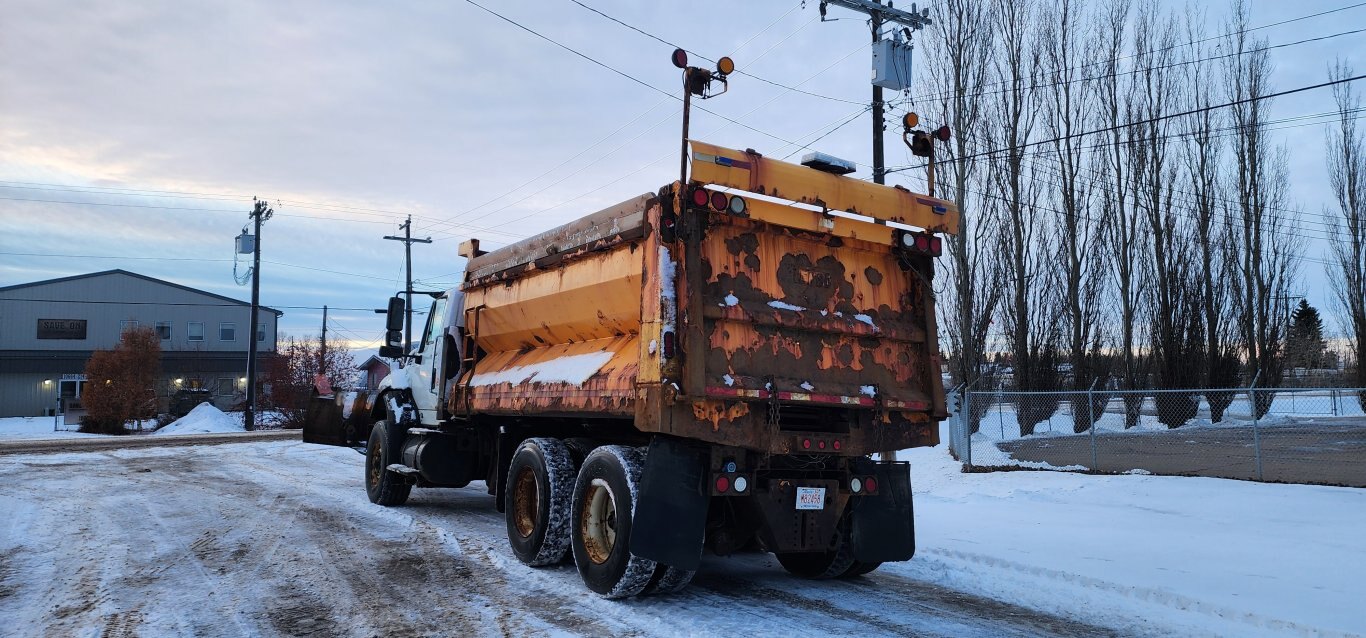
384,215 -> 431,357
872,9 -> 885,184
819,0 -> 932,183
245,199 -> 272,432
320,305 -> 328,376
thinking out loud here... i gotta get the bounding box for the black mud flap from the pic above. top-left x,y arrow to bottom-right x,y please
849,460 -> 915,563
630,437 -> 709,571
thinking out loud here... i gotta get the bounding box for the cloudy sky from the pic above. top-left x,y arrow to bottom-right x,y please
2,0 -> 1362,359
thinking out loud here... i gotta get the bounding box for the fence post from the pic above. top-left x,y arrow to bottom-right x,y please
1087,378 -> 1099,471
1249,372 -> 1263,482
963,389 -> 973,469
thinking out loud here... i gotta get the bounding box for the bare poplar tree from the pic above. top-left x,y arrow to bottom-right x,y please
1096,0 -> 1147,426
989,0 -> 1058,435
1225,0 -> 1302,414
926,0 -> 1001,434
1326,59 -> 1366,400
1041,0 -> 1107,432
1183,11 -> 1240,421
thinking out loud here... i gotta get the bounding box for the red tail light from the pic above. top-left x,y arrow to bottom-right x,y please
690,187 -> 710,208
915,235 -> 930,251
710,191 -> 729,211
930,236 -> 942,256
715,475 -> 730,493
832,439 -> 842,451
801,438 -> 812,450
864,476 -> 878,493
817,440 -> 827,450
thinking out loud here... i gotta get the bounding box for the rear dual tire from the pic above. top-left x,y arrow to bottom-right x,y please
571,445 -> 663,599
505,438 -> 576,566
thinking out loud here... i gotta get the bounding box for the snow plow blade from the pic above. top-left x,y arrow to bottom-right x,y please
303,391 -> 375,447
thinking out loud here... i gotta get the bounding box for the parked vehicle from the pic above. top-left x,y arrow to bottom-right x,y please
169,388 -> 213,418
306,138 -> 957,596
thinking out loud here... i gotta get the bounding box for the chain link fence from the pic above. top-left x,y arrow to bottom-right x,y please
947,385 -> 1366,487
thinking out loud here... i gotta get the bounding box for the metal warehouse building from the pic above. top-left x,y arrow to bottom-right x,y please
0,270 -> 280,418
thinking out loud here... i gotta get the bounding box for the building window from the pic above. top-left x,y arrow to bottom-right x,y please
188,322 -> 204,341
120,320 -> 138,332
219,323 -> 236,341
155,322 -> 171,340
217,378 -> 235,396
257,323 -> 266,342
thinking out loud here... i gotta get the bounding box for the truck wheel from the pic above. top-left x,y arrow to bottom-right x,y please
505,438 -> 576,566
642,564 -> 695,595
365,420 -> 411,506
840,561 -> 882,578
571,445 -> 656,598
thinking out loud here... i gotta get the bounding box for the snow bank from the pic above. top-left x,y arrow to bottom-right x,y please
896,420 -> 1366,637
153,403 -> 245,435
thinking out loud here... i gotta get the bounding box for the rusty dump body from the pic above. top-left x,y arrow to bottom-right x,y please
453,141 -> 958,457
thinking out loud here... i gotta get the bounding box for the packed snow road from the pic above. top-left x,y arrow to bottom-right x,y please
0,441 -> 1113,638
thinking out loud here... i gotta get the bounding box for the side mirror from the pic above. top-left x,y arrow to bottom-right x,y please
379,345 -> 403,359
379,328 -> 404,359
385,297 -> 405,332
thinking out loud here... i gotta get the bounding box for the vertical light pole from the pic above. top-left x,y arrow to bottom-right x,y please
245,199 -> 272,431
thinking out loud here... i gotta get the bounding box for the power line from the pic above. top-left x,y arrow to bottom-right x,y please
890,73 -> 1366,171
568,0 -> 863,105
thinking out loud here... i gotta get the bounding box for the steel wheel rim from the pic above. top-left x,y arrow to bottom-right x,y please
581,478 -> 617,565
512,466 -> 539,539
367,441 -> 383,489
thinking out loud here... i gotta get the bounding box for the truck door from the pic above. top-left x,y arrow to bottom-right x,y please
413,297 -> 448,423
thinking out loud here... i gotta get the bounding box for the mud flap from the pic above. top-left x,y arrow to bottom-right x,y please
630,437 -> 709,571
849,460 -> 915,563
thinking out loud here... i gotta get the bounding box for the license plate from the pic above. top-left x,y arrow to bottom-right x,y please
795,487 -> 826,510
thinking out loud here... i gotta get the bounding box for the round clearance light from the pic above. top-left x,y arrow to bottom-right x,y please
672,48 -> 688,69
717,56 -> 735,75
715,475 -> 730,493
832,439 -> 842,451
691,187 -> 710,208
711,190 -> 730,211
728,195 -> 747,215
936,125 -> 952,142
733,475 -> 748,493
865,477 -> 878,493
850,477 -> 863,493
903,112 -> 920,129
817,440 -> 827,450
802,438 -> 812,450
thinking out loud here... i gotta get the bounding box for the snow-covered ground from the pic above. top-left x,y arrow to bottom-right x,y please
0,408 -> 284,440
0,416 -> 103,439
901,436 -> 1365,637
0,427 -> 1361,636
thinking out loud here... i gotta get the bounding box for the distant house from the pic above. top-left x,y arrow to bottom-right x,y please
0,269 -> 281,417
356,355 -> 391,390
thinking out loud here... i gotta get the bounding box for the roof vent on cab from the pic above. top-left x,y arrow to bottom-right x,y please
800,152 -> 857,176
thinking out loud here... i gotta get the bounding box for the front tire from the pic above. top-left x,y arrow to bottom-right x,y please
365,420 -> 411,506
505,438 -> 576,566
571,446 -> 656,598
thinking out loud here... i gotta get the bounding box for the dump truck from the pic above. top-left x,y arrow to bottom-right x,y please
306,138 -> 958,597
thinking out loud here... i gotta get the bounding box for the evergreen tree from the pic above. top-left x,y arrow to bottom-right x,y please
1287,300 -> 1327,370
